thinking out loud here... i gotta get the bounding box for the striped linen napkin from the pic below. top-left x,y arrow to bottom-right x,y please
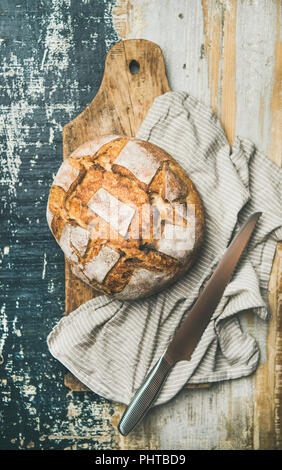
47,92 -> 282,406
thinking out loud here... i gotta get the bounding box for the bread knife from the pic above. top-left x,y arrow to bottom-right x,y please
118,212 -> 262,436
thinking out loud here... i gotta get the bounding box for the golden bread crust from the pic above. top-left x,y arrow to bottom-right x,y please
47,136 -> 205,299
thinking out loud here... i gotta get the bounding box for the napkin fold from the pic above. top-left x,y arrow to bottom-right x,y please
47,92 -> 282,406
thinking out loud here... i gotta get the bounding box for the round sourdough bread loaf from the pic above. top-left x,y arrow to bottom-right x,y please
47,135 -> 205,299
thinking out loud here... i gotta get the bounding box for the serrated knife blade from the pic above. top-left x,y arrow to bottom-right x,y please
118,212 -> 262,436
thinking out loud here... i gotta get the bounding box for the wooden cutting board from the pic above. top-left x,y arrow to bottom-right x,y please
62,39 -> 209,391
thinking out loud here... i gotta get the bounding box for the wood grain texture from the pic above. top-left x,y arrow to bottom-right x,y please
0,0 -> 122,451
110,0 -> 281,450
253,0 -> 282,449
63,38 -> 211,392
0,0 -> 280,451
63,39 -> 170,313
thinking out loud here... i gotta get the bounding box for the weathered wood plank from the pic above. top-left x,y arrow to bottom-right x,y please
220,0 -> 237,144
253,0 -> 282,449
0,0 -> 280,450
254,245 -> 282,449
0,0 -> 121,451
111,0 -> 281,450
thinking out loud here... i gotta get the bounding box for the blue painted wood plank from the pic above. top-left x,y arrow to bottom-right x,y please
0,0 -> 119,450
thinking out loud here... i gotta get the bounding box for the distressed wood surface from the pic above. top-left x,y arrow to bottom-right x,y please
0,0 -> 281,450
111,0 -> 282,450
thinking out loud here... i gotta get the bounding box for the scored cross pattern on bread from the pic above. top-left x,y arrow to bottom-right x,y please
47,136 -> 205,299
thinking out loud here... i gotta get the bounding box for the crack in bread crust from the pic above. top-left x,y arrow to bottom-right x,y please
47,136 -> 205,299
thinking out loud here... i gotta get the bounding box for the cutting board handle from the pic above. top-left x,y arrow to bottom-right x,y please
63,39 -> 170,157
62,38 -> 210,392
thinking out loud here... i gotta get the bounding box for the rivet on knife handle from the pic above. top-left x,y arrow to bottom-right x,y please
118,354 -> 174,436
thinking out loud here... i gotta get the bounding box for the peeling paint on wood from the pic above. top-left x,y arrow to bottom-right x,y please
0,0 -> 281,450
0,0 -> 119,450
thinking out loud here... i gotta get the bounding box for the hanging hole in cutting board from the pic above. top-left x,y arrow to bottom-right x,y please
129,60 -> 140,75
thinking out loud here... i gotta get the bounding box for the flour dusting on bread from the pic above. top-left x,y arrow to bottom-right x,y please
47,135 -> 205,299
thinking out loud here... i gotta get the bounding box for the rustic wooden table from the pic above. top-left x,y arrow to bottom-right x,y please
0,0 -> 281,450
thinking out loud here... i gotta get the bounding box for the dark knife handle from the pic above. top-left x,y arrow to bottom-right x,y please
118,354 -> 173,436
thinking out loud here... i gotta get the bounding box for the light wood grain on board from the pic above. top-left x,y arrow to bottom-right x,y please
59,0 -> 281,450
253,0 -> 282,449
108,0 -> 281,450
63,38 -> 170,315
63,38 -> 212,392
